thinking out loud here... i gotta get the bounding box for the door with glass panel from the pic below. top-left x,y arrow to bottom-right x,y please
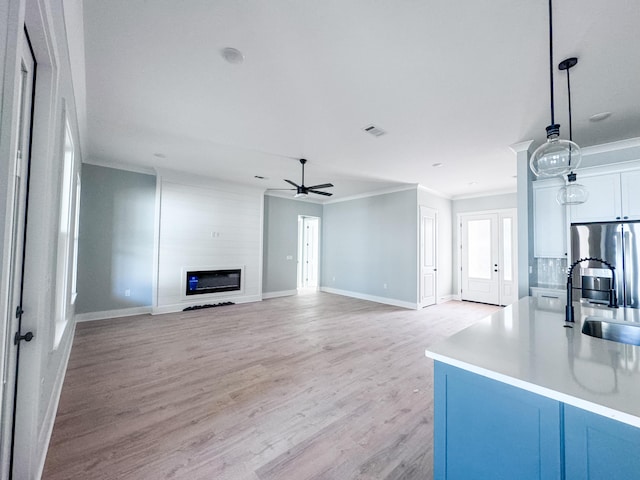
460,209 -> 517,306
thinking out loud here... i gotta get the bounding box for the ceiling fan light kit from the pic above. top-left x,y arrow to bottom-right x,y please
530,0 -> 582,178
271,158 -> 334,198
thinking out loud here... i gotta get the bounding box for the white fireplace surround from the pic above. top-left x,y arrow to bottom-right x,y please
153,170 -> 264,314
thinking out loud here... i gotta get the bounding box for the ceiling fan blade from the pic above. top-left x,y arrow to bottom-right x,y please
284,179 -> 300,188
306,183 -> 334,189
266,188 -> 296,191
308,189 -> 333,196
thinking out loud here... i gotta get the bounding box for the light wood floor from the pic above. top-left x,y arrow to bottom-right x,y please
43,292 -> 500,480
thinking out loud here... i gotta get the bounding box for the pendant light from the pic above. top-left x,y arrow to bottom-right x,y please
530,0 -> 582,177
556,57 -> 589,205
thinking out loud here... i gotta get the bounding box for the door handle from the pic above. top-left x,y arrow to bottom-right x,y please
14,331 -> 34,345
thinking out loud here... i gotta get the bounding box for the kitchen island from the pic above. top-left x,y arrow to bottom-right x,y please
425,296 -> 640,480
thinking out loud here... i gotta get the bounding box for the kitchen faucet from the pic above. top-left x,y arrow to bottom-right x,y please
566,257 -> 618,323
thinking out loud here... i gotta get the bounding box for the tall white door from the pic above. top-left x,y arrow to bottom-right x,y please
419,206 -> 437,308
297,216 -> 320,289
0,34 -> 35,478
460,209 -> 517,306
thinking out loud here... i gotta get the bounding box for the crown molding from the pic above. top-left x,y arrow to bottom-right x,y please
323,184 -> 416,205
417,184 -> 452,200
582,137 -> 640,156
83,157 -> 156,175
509,140 -> 534,155
452,188 -> 517,201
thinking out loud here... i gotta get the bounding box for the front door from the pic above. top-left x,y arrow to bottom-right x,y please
460,209 -> 517,306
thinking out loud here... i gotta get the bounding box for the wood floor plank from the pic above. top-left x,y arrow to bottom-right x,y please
43,292 -> 500,479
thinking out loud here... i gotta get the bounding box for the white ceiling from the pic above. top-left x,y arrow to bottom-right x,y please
81,0 -> 640,200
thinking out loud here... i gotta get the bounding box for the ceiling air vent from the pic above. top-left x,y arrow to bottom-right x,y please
363,124 -> 386,137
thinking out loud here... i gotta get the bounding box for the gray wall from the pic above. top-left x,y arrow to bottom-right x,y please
263,195 -> 323,293
322,189 -> 418,304
76,164 -> 156,313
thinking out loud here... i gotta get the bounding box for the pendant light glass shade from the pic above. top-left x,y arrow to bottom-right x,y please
557,181 -> 589,205
530,1 -> 583,178
530,129 -> 582,177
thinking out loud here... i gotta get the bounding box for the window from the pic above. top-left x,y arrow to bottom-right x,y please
54,115 -> 76,346
71,172 -> 81,303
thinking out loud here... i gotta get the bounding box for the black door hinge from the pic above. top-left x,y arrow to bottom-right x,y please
15,305 -> 24,318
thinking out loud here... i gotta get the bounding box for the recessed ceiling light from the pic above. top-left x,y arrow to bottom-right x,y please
432,162 -> 443,168
468,181 -> 478,186
153,153 -> 167,158
221,47 -> 244,64
589,112 -> 612,122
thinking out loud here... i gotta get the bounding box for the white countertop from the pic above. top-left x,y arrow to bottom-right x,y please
425,296 -> 640,428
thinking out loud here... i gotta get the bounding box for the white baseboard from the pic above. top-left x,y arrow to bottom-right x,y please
438,294 -> 456,303
152,294 -> 262,315
75,306 -> 152,322
320,287 -> 418,310
450,294 -> 462,301
262,290 -> 297,299
36,324 -> 75,479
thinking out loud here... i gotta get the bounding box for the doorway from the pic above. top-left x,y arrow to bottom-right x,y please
0,31 -> 36,478
297,216 -> 320,290
460,209 -> 518,306
419,206 -> 437,308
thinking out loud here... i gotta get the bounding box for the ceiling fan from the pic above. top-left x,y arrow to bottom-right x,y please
272,158 -> 334,198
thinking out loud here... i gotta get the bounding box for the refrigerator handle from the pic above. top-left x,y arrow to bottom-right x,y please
623,226 -> 639,308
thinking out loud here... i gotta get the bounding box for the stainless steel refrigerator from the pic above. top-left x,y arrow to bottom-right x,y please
571,222 -> 640,309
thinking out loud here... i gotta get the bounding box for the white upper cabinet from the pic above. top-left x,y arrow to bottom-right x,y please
569,173 -> 622,223
620,170 -> 640,221
533,180 -> 566,258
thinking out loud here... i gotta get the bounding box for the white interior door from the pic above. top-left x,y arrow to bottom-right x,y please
1,33 -> 35,478
460,209 -> 518,306
419,206 -> 437,308
298,216 -> 319,289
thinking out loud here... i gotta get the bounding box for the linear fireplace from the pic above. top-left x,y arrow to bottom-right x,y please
185,268 -> 242,296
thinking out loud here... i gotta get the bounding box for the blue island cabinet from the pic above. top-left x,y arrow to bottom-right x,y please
434,362 -> 562,479
434,362 -> 640,480
564,404 -> 640,480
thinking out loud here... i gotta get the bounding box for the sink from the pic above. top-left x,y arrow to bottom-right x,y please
582,317 -> 640,347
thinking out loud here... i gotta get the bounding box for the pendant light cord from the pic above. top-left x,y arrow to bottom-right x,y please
566,67 -> 573,141
548,0 -> 555,126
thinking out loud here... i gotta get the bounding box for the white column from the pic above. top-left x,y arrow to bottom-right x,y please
510,140 -> 534,298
